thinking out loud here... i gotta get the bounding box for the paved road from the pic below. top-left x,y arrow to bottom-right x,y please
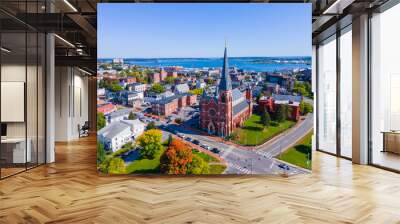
159,113 -> 313,175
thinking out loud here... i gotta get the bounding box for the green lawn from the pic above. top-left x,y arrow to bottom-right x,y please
209,164 -> 227,174
192,149 -> 219,163
233,114 -> 295,146
192,149 -> 226,174
125,148 -> 224,174
278,131 -> 312,169
125,148 -> 165,174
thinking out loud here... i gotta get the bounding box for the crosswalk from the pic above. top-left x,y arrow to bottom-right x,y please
255,150 -> 274,159
230,163 -> 252,174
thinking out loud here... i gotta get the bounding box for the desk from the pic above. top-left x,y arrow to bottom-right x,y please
382,131 -> 400,154
1,138 -> 31,164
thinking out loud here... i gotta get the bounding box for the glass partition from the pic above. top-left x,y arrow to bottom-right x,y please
0,1 -> 46,179
339,27 -> 352,158
1,31 -> 28,177
317,35 -> 337,154
370,3 -> 400,171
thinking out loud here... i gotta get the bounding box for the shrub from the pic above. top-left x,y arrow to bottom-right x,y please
270,121 -> 279,127
187,155 -> 209,174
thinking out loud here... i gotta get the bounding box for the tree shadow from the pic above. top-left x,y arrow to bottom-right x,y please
241,126 -> 263,132
131,167 -> 160,174
294,144 -> 311,154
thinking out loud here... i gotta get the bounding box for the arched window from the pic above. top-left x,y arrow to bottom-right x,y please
209,109 -> 216,116
221,94 -> 226,103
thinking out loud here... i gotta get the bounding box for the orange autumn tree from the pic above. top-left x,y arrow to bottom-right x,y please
160,138 -> 193,174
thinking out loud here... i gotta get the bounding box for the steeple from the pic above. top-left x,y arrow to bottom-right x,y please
218,41 -> 232,91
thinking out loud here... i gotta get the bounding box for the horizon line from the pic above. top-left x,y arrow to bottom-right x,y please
98,55 -> 312,59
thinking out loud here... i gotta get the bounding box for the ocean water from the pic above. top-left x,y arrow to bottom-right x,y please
98,57 -> 311,72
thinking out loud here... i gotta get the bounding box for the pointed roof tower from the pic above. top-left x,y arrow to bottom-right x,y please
218,40 -> 232,91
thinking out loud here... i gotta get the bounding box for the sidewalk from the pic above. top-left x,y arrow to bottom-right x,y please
168,132 -> 228,167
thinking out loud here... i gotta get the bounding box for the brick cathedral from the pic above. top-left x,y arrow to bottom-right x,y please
199,45 -> 252,137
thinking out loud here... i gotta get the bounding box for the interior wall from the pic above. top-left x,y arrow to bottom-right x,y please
1,64 -> 27,138
55,66 -> 89,141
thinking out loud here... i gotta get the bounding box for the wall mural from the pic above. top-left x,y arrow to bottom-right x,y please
97,3 -> 313,175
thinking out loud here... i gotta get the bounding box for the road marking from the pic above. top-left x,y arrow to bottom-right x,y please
230,163 -> 251,174
255,150 -> 274,159
220,145 -> 234,158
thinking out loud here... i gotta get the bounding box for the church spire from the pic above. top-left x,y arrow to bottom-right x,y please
218,41 -> 232,91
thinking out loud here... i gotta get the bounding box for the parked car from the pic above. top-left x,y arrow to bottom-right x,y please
211,148 -> 220,154
278,163 -> 290,171
192,140 -> 200,145
201,144 -> 209,150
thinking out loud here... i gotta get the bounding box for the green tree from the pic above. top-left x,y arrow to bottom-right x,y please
107,157 -> 126,174
187,155 -> 210,174
128,112 -> 136,120
285,105 -> 293,120
113,142 -> 134,157
293,81 -> 313,97
97,141 -> 106,164
99,64 -> 108,70
300,101 -> 313,115
260,111 -> 271,128
189,88 -> 204,95
99,157 -> 111,173
97,112 -> 106,130
136,129 -> 163,159
273,105 -> 287,122
206,79 -> 214,85
150,83 -> 165,93
136,74 -> 148,84
146,121 -> 156,130
165,76 -> 176,84
111,83 -> 123,92
167,134 -> 173,146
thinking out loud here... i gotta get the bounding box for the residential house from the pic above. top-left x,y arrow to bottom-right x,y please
97,119 -> 145,152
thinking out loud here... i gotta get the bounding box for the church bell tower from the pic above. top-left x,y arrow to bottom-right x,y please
218,41 -> 233,137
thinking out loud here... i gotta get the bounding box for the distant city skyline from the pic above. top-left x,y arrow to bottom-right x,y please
98,3 -> 311,58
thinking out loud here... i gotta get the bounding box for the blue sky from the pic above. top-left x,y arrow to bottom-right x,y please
98,3 -> 311,58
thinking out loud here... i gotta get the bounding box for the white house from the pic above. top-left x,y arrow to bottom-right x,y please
174,83 -> 190,94
196,80 -> 206,89
127,83 -> 147,92
144,90 -> 174,103
121,119 -> 146,138
118,91 -> 144,106
106,108 -> 132,124
97,119 -> 146,152
97,88 -> 106,96
97,122 -> 132,152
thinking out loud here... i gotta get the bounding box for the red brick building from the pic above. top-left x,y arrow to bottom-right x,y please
199,46 -> 252,137
149,72 -> 160,83
149,70 -> 169,83
152,93 -> 197,116
97,103 -> 117,115
258,94 -> 302,121
125,77 -> 136,84
160,70 -> 168,81
167,71 -> 178,78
